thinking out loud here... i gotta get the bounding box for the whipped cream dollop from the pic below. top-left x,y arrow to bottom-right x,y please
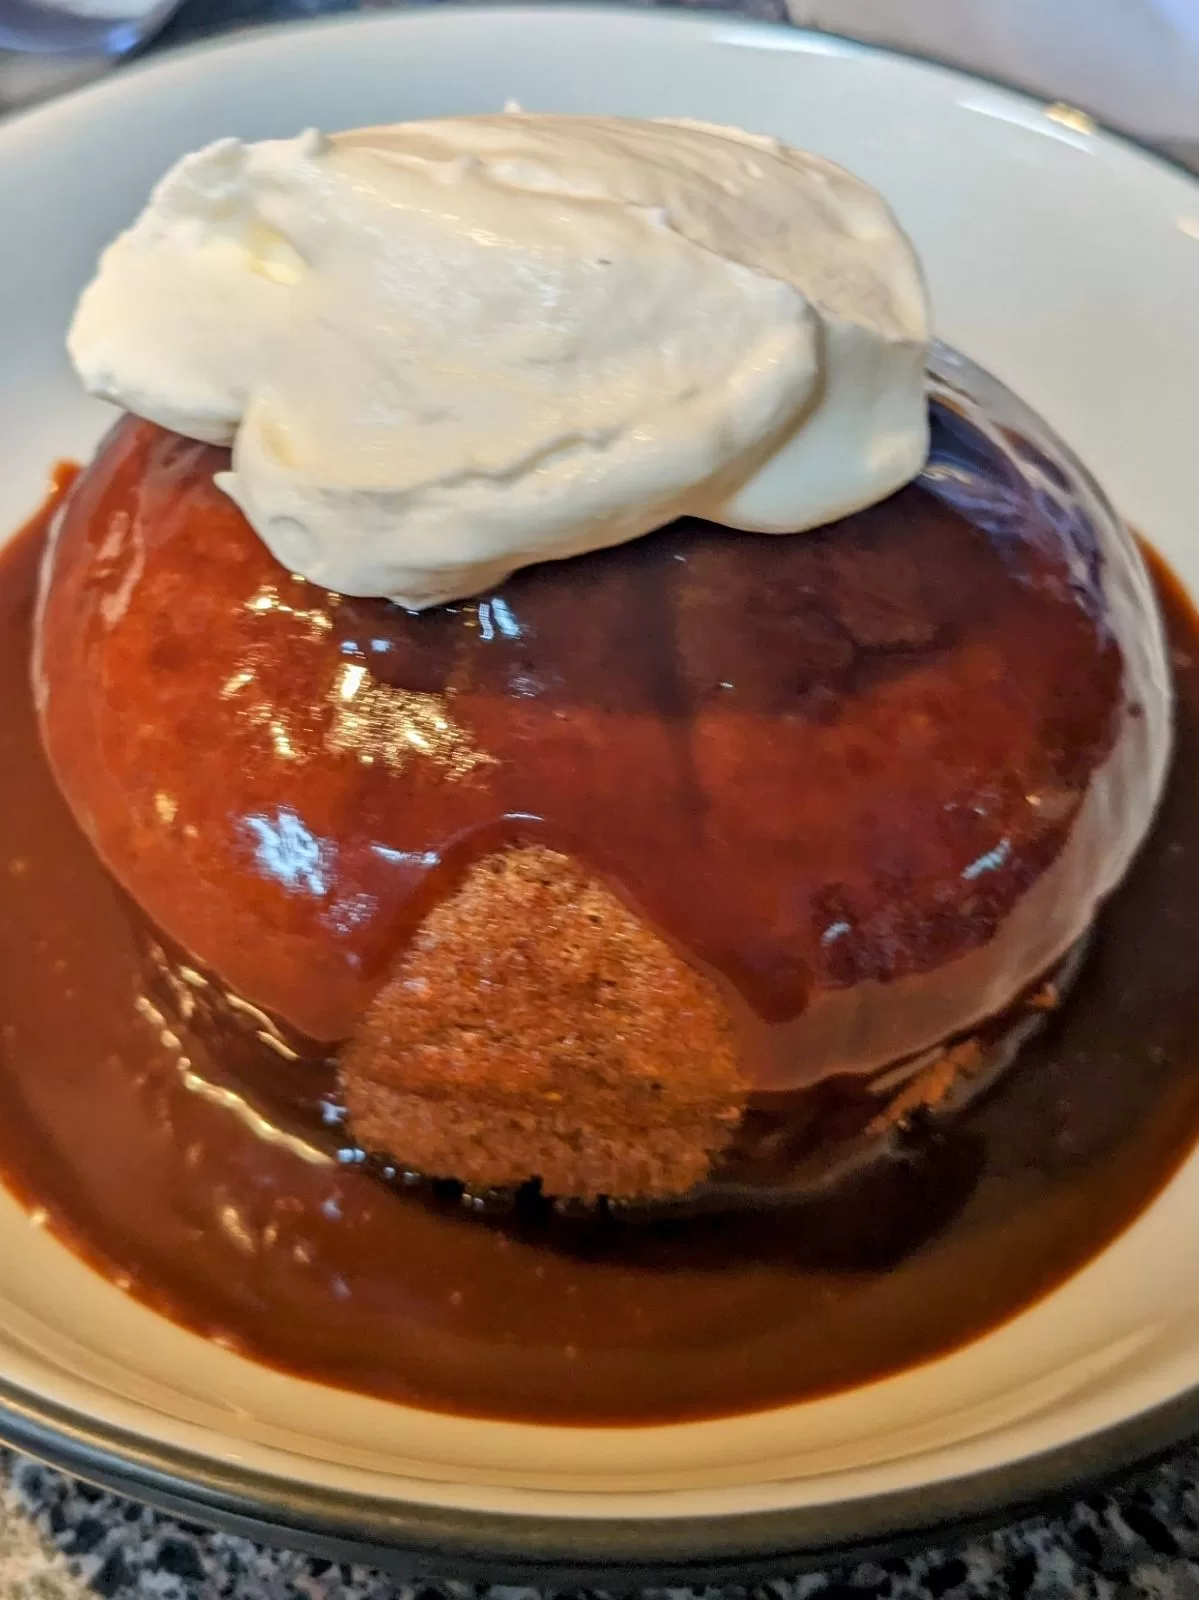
68,115 -> 931,608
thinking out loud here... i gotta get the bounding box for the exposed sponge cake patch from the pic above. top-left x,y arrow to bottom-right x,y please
339,846 -> 744,1200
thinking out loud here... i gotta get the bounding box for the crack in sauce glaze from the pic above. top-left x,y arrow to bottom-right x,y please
1,487 -> 1199,1424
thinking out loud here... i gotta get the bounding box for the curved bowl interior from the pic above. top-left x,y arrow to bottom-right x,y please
2,5 -> 1199,1576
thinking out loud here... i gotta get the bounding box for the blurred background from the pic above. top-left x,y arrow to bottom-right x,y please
2,0 -> 1198,157
788,0 -> 1199,142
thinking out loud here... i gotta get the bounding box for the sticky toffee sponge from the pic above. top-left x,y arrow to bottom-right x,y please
34,409 -> 1170,1203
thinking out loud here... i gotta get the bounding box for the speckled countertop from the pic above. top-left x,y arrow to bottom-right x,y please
3,3 -> 1199,1595
7,1444 -> 1199,1599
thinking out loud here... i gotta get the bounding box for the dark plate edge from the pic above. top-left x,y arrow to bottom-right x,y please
2,6 -> 1199,1584
2,1373 -> 1199,1584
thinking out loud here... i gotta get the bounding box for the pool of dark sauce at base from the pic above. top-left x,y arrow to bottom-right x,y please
2,490 -> 1199,1426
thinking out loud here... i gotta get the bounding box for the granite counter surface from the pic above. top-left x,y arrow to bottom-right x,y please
8,1445 -> 1199,1599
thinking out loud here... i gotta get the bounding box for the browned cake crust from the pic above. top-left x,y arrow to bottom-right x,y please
340,846 -> 744,1199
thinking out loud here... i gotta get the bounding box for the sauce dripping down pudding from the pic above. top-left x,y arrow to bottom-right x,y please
0,395 -> 1194,1422
30,382 -> 1169,1201
0,517 -> 1196,1422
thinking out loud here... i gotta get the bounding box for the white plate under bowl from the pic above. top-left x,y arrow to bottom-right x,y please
2,7 -> 1199,1584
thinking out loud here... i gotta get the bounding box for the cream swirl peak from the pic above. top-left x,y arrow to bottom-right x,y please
68,115 -> 930,607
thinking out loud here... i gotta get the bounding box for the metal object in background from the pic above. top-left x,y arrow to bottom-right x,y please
0,0 -> 180,56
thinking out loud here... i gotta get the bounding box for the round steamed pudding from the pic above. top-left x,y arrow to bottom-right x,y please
33,369 -> 1171,1204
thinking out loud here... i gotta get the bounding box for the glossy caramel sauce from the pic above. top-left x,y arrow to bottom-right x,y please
34,404 -> 1167,1097
1,489 -> 1199,1423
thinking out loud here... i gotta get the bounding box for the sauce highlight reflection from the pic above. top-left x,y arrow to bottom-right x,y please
1,488 -> 1198,1423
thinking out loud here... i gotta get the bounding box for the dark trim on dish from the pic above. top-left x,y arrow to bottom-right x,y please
0,1371 -> 1197,1584
3,7 -> 1199,1582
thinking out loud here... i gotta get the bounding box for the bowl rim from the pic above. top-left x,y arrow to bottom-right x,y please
3,4 -> 1199,1581
2,1372 -> 1198,1582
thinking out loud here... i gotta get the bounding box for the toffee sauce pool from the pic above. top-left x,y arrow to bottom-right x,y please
1,493 -> 1198,1426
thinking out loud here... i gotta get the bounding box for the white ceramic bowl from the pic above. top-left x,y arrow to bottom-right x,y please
3,8 -> 1199,1584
